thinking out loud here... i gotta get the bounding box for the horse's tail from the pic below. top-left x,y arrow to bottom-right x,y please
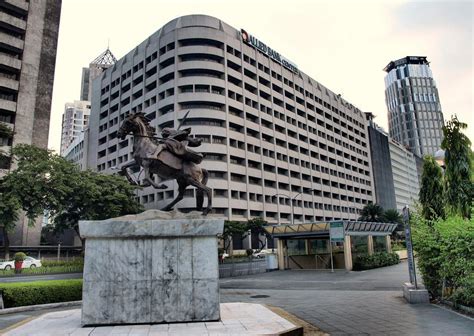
196,168 -> 208,210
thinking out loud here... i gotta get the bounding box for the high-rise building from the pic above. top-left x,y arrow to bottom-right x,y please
60,100 -> 90,155
62,49 -> 116,158
366,113 -> 420,212
384,56 -> 444,157
365,113 -> 397,211
87,15 -> 375,242
0,0 -> 62,245
79,49 -> 117,102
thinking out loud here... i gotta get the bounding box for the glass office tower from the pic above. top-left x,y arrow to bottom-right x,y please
384,56 -> 444,157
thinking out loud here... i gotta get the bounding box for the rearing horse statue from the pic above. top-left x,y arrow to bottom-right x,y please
117,112 -> 212,215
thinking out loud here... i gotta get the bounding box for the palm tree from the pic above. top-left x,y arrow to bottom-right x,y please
383,209 -> 403,224
358,203 -> 384,222
384,208 -> 404,234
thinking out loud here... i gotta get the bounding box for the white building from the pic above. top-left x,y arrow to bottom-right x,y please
60,100 -> 90,155
86,15 -> 375,235
389,139 -> 420,211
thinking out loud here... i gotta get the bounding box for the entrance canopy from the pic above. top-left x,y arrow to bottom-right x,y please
265,221 -> 397,239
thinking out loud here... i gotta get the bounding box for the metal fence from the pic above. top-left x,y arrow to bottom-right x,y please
219,258 -> 267,278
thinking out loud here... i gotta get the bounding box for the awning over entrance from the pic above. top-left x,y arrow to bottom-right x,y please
264,221 -> 397,239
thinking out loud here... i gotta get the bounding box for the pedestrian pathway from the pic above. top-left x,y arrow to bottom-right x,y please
220,262 -> 474,335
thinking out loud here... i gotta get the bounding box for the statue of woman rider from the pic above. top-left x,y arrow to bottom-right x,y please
160,127 -> 204,164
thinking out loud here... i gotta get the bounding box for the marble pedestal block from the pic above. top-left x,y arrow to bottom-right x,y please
79,210 -> 224,326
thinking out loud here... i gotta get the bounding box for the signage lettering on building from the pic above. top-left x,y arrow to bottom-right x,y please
241,29 -> 299,74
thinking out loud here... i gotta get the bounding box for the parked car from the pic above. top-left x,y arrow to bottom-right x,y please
0,256 -> 42,270
23,256 -> 42,268
253,250 -> 271,258
0,260 -> 14,270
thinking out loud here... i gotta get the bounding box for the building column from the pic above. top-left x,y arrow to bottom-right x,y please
242,231 -> 251,250
344,235 -> 352,271
277,239 -> 286,270
367,235 -> 374,255
385,235 -> 392,253
305,239 -> 310,255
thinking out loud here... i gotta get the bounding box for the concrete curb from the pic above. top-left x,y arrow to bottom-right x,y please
0,300 -> 82,315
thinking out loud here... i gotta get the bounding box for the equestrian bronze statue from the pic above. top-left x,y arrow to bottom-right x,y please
117,112 -> 212,215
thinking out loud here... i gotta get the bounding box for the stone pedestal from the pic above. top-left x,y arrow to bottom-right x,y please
403,282 -> 430,304
79,210 -> 224,326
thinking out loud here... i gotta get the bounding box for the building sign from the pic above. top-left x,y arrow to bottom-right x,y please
330,221 -> 345,242
241,29 -> 299,74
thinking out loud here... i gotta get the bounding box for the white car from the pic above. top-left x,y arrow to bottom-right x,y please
0,256 -> 42,270
22,256 -> 42,268
253,250 -> 271,258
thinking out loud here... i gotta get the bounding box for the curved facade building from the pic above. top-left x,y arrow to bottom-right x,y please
87,15 -> 375,226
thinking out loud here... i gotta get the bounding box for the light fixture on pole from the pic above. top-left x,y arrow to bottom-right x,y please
271,189 -> 319,225
434,149 -> 445,169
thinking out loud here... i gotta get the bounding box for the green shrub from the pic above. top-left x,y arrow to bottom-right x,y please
0,279 -> 83,308
353,252 -> 400,271
0,264 -> 83,277
13,252 -> 26,262
450,275 -> 474,308
41,258 -> 84,268
413,213 -> 473,303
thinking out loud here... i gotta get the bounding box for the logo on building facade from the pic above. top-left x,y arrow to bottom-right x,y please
241,29 -> 299,74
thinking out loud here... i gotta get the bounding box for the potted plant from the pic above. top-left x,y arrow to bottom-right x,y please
14,252 -> 26,274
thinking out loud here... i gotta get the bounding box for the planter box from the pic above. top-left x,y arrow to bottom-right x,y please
79,210 -> 224,326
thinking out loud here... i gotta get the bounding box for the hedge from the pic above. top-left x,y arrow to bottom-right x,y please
353,252 -> 400,271
41,258 -> 84,268
0,279 -> 83,308
413,213 -> 473,307
0,264 -> 83,277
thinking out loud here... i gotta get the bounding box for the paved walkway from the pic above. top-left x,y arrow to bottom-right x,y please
220,262 -> 474,335
3,303 -> 297,336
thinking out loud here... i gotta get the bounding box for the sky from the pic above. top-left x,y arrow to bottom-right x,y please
49,0 -> 473,153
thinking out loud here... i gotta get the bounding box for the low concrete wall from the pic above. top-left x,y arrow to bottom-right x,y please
219,259 -> 266,278
395,249 -> 407,260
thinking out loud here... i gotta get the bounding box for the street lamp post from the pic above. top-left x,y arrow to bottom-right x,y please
272,192 -> 302,225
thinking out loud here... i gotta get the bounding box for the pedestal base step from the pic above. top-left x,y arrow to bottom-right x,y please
4,303 -> 303,335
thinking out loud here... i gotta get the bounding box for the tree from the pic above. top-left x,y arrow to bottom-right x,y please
441,115 -> 473,218
383,208 -> 404,235
419,156 -> 445,220
0,122 -> 13,169
358,203 -> 385,222
246,217 -> 270,252
0,144 -> 142,254
0,145 -> 59,259
383,209 -> 403,224
51,170 -> 143,249
221,220 -> 248,253
0,192 -> 20,259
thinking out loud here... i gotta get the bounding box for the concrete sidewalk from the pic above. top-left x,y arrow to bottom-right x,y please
2,303 -> 300,336
220,262 -> 474,335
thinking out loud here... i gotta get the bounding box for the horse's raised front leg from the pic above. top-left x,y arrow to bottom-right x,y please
142,160 -> 167,189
